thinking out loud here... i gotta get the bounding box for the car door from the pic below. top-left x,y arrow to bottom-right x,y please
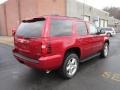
88,23 -> 103,54
75,21 -> 94,59
48,18 -> 74,58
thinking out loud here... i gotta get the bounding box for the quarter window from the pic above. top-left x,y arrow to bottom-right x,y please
50,19 -> 72,37
89,24 -> 98,34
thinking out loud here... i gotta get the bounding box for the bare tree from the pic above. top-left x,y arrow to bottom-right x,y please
103,7 -> 120,20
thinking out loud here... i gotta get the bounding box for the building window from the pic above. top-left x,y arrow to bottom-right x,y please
84,16 -> 90,22
104,20 -> 108,27
100,19 -> 104,27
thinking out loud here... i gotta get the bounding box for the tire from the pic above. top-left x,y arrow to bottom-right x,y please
59,53 -> 79,79
100,43 -> 109,58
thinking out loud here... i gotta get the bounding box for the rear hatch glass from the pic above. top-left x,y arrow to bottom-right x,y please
16,18 -> 45,38
15,18 -> 45,60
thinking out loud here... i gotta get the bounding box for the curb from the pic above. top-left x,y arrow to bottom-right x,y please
0,36 -> 14,46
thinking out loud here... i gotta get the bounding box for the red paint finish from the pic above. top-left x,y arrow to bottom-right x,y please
13,16 -> 109,71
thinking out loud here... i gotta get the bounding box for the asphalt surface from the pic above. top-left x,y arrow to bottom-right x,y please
0,34 -> 120,90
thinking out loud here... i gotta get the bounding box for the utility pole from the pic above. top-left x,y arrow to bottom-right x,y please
83,0 -> 85,19
17,0 -> 21,24
3,3 -> 8,36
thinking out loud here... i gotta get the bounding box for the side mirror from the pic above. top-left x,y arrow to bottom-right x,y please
12,27 -> 16,36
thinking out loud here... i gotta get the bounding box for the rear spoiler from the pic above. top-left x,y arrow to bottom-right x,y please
22,17 -> 45,23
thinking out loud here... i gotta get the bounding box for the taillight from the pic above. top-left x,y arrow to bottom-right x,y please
41,42 -> 51,55
12,27 -> 16,36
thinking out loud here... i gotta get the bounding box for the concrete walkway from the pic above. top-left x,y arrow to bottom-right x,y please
0,36 -> 13,46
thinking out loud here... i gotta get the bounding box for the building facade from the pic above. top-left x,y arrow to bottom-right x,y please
0,0 -> 120,36
67,0 -> 109,27
108,17 -> 120,32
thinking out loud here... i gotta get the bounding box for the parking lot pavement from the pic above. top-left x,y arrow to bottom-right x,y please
0,34 -> 120,90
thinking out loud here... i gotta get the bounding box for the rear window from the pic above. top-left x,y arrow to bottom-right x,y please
50,19 -> 72,37
16,18 -> 45,38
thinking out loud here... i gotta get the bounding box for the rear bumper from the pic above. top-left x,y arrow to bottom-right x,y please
13,52 -> 63,71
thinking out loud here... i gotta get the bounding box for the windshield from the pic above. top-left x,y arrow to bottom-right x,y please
16,20 -> 45,38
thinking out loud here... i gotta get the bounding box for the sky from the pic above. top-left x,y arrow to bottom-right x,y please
0,0 -> 120,9
0,0 -> 7,4
77,0 -> 120,9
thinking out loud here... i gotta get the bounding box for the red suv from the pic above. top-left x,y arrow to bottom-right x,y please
13,15 -> 109,79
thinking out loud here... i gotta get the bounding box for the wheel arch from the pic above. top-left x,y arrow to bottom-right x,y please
64,47 -> 81,59
105,40 -> 110,45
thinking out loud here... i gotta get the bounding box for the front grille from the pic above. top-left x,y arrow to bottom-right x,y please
14,53 -> 39,64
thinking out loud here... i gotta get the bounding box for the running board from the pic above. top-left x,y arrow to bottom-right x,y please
80,53 -> 100,63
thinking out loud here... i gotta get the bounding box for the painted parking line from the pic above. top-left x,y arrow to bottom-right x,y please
102,72 -> 120,82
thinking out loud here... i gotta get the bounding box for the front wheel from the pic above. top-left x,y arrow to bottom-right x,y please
100,43 -> 109,58
59,53 -> 79,79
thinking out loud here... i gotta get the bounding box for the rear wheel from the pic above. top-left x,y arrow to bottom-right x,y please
100,43 -> 109,58
59,53 -> 79,79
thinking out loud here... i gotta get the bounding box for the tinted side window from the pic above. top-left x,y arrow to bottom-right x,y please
76,22 -> 87,35
50,19 -> 72,37
89,24 -> 98,34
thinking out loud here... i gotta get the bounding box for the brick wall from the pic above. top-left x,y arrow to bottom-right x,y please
5,0 -> 19,36
38,0 -> 66,16
20,0 -> 38,20
0,5 -> 7,35
0,0 -> 66,36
